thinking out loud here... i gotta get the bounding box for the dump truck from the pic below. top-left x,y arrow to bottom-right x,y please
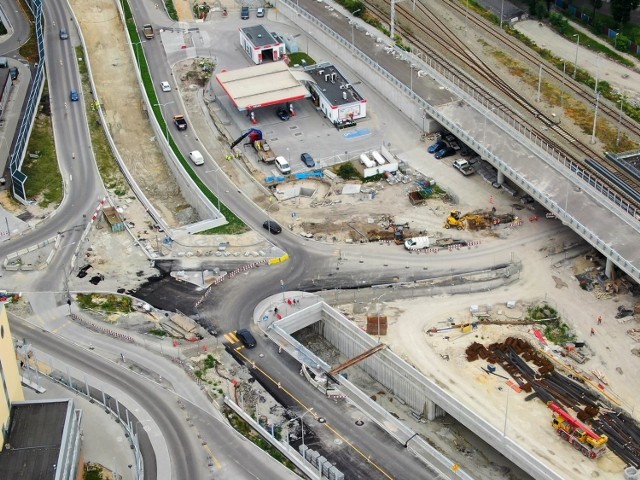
173,114 -> 188,131
253,139 -> 276,163
547,402 -> 607,459
142,24 -> 155,39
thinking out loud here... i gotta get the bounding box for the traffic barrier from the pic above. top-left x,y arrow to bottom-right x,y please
69,312 -> 135,343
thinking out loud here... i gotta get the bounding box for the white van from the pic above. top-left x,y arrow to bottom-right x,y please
274,156 -> 291,174
189,150 -> 204,166
404,236 -> 430,251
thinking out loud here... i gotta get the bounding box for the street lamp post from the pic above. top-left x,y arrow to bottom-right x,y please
500,0 -> 505,29
560,61 -> 566,114
616,97 -> 624,147
572,34 -> 580,80
205,166 -> 222,212
300,408 -> 314,446
591,92 -> 601,144
130,41 -> 143,71
351,9 -> 361,46
153,101 -> 174,141
614,32 -> 620,50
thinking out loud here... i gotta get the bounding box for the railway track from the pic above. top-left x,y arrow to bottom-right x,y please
362,0 -> 640,211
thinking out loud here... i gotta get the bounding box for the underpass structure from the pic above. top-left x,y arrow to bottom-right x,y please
265,294 -> 560,480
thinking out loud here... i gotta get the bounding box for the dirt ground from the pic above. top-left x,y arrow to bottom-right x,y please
70,0 -> 191,228
7,1 -> 639,477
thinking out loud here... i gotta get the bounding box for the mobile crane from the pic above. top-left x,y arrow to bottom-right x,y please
547,402 -> 608,459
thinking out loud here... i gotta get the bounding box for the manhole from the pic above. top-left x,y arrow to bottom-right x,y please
317,417 -> 326,424
334,439 -> 343,445
355,419 -> 364,426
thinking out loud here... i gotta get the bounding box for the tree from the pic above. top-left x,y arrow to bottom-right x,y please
610,0 -> 640,25
590,0 -> 603,19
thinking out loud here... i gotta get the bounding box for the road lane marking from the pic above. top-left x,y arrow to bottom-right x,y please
236,351 -> 394,480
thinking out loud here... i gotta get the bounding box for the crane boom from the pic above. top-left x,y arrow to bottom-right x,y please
547,402 -> 601,441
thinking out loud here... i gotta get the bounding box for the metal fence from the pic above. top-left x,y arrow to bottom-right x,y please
9,0 -> 45,203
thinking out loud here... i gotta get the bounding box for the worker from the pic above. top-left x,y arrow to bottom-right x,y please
597,316 -> 602,325
591,327 -> 596,336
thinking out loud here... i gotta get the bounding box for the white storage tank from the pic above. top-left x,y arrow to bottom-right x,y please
359,153 -> 375,168
371,151 -> 386,166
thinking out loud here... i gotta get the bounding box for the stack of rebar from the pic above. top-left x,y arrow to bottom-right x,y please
466,336 -> 640,466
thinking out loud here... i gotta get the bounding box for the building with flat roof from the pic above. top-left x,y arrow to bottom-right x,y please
239,25 -> 285,64
304,62 -> 366,128
0,303 -> 24,448
0,399 -> 82,480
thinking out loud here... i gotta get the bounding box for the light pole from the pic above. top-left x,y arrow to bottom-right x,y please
129,40 -> 144,71
572,34 -> 580,80
351,9 -> 361,46
616,96 -> 624,147
153,101 -> 174,141
614,32 -> 620,50
594,54 -> 601,93
300,408 -> 314,446
500,0 -> 505,29
591,92 -> 600,144
560,61 -> 566,114
205,166 -> 222,211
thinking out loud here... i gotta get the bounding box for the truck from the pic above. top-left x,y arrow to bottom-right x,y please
142,24 -> 155,40
173,114 -> 188,131
253,139 -> 276,163
453,159 -> 474,176
547,402 -> 608,459
404,236 -> 430,251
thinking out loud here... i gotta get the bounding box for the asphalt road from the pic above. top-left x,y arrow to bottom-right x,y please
0,0 -> 105,294
10,315 -> 302,480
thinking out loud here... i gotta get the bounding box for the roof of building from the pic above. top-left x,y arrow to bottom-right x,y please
239,25 -> 281,48
216,62 -> 311,111
0,400 -> 70,480
304,62 -> 364,107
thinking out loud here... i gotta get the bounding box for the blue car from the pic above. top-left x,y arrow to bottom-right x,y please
435,147 -> 456,159
428,141 -> 445,154
70,89 -> 80,102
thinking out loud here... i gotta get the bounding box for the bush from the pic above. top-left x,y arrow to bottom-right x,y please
335,162 -> 360,180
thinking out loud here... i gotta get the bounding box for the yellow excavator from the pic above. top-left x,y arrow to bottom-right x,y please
444,210 -> 490,230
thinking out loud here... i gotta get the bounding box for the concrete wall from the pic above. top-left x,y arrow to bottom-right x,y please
0,304 -> 25,450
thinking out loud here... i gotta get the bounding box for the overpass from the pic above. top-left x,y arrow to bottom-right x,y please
281,0 -> 640,285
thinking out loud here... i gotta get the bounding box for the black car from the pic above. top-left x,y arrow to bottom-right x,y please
236,329 -> 256,348
263,220 -> 282,234
240,6 -> 250,19
276,108 -> 290,121
300,153 -> 315,168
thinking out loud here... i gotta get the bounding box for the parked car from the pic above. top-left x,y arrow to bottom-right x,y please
9,67 -> 19,80
300,153 -> 315,168
428,141 -> 445,154
160,81 -> 171,92
263,220 -> 282,234
434,147 -> 455,159
59,28 -> 69,40
274,156 -> 291,174
70,89 -> 80,102
276,108 -> 290,121
256,7 -> 265,17
236,329 -> 256,348
241,6 -> 250,19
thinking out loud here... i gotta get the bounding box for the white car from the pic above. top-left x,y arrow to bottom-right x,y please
160,81 -> 171,92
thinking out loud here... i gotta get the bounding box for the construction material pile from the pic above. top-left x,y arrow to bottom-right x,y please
466,336 -> 640,466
